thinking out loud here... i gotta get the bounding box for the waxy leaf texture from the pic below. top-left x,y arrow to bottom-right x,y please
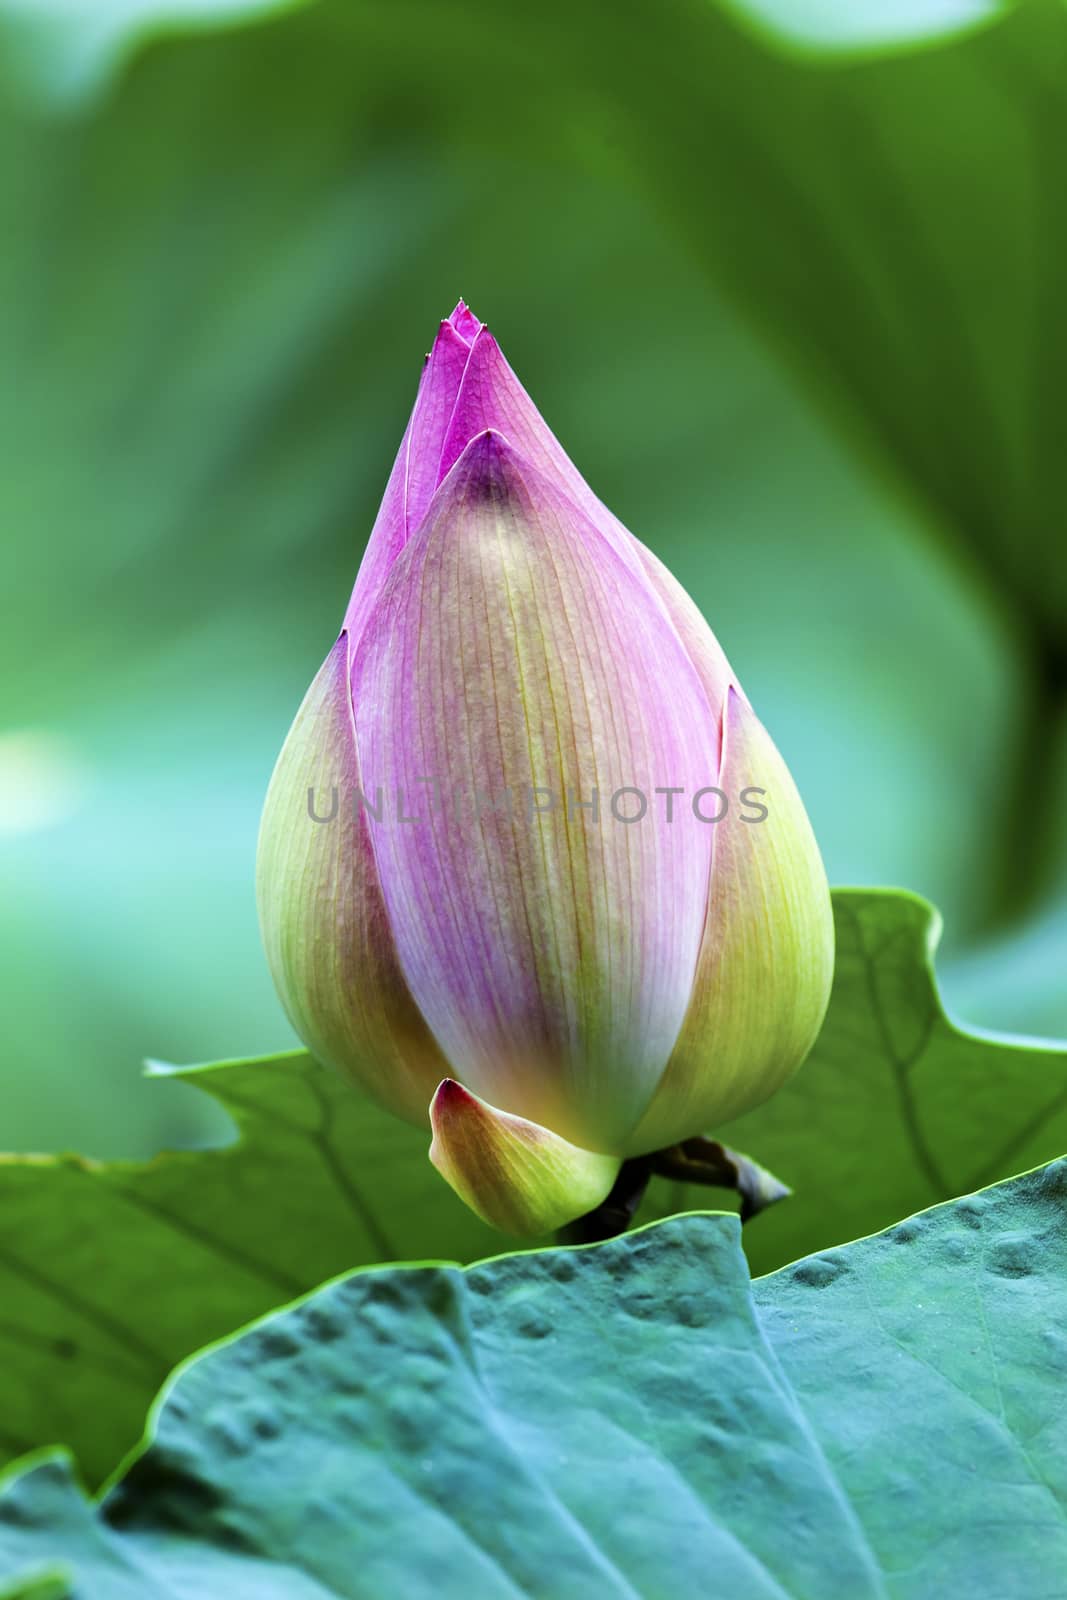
2,1159 -> 1066,1596
0,892 -> 1064,1487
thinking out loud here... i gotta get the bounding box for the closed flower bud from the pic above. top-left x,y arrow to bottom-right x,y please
257,303 -> 833,1236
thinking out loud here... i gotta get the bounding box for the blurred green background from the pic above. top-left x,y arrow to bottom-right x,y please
1,0 -> 1063,1158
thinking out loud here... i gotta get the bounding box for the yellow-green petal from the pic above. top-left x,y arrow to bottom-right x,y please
256,632 -> 449,1126
429,1078 -> 620,1236
623,688 -> 834,1154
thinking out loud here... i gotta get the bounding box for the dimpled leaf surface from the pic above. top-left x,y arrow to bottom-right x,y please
0,1055 -> 499,1484
1,1159 -> 1065,1597
1,890 -> 1065,1486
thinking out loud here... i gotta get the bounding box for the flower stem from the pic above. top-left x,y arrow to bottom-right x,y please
557,1137 -> 792,1243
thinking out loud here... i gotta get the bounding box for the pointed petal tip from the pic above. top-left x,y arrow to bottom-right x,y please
465,424 -> 510,458
725,682 -> 752,719
440,426 -> 525,506
447,299 -> 483,345
319,628 -> 354,699
429,1076 -> 475,1119
320,619 -> 350,665
428,1080 -> 620,1237
431,316 -> 473,361
295,628 -> 352,713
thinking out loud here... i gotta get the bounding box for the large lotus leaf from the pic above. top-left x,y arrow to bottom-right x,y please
641,888 -> 1067,1275
0,889 -> 1064,1488
1,1157 -> 1065,1597
0,1049 -> 500,1483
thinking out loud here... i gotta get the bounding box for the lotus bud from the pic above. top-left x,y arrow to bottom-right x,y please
257,302 -> 833,1237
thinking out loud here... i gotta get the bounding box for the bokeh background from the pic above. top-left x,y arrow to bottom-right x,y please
1,0 -> 1064,1158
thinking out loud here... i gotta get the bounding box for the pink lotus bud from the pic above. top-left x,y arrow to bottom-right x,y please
257,304 -> 833,1234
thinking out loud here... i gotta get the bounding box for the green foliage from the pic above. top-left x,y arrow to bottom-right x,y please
0,1052 -> 499,1484
1,889 -> 1064,1486
3,0 -> 1065,1171
643,888 -> 1067,1274
0,7 -> 1064,1570
0,1574 -> 70,1600
2,1157 -> 1064,1596
0,0 -> 305,103
0,0 -> 1013,104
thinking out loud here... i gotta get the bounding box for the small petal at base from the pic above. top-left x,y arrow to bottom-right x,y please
429,1080 -> 620,1237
